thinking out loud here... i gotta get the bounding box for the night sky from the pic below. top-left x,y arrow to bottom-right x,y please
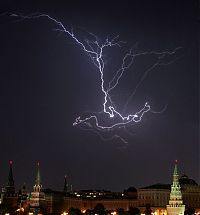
0,0 -> 199,192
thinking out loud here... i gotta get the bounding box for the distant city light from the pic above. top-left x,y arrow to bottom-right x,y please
61,212 -> 68,215
16,207 -> 24,212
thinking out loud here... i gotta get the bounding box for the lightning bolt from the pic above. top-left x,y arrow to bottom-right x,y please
9,13 -> 182,144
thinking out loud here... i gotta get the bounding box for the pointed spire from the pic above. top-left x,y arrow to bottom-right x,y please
33,162 -> 42,192
173,159 -> 178,176
35,162 -> 41,186
169,160 -> 183,202
63,175 -> 68,193
8,161 -> 14,186
5,160 -> 15,195
167,160 -> 185,215
22,182 -> 26,194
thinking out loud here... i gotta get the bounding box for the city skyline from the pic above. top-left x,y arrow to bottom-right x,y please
0,159 -> 197,193
0,0 -> 198,191
1,159 -> 199,215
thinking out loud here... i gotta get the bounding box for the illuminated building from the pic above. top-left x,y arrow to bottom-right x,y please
167,161 -> 185,215
0,161 -> 199,214
138,179 -> 200,210
179,174 -> 200,209
64,196 -> 138,211
138,162 -> 200,215
29,162 -> 45,214
138,184 -> 170,208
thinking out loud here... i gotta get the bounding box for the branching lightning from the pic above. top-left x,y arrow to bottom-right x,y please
9,13 -> 182,144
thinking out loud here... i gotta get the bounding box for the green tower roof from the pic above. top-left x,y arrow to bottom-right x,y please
35,162 -> 41,186
173,160 -> 178,176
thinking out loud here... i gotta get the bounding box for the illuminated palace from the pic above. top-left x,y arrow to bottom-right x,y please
0,161 -> 200,214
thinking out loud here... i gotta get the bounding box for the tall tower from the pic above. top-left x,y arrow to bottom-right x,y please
5,160 -> 15,196
167,160 -> 185,215
63,175 -> 68,193
29,162 -> 45,213
1,161 -> 18,210
34,162 -> 42,192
